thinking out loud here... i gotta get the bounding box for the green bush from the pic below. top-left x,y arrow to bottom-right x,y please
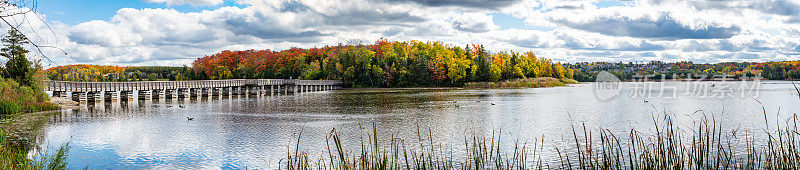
560,78 -> 579,84
465,77 -> 567,88
0,100 -> 20,115
0,74 -> 57,114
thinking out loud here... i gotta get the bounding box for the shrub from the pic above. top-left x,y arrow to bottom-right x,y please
19,102 -> 60,113
0,100 -> 20,115
560,78 -> 579,84
466,77 -> 567,88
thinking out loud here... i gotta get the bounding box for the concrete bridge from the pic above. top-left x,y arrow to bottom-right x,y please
46,79 -> 342,102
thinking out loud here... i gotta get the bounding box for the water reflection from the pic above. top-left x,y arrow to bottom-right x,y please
39,82 -> 800,169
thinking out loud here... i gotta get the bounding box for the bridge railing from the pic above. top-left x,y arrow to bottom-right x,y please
46,79 -> 342,92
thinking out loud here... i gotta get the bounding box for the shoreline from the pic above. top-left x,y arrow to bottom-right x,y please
49,97 -> 80,110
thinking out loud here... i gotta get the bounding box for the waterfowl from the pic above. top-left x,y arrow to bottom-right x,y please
187,117 -> 194,121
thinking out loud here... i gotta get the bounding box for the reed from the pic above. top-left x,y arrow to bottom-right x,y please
284,123 -> 538,170
285,111 -> 800,169
1,111 -> 70,170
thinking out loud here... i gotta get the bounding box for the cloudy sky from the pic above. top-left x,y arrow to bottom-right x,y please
3,0 -> 800,66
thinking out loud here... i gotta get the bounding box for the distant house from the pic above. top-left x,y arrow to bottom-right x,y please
104,73 -> 120,80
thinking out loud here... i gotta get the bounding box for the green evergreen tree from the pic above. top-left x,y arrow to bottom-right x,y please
1,30 -> 35,86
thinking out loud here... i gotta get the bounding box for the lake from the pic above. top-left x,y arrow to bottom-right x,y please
37,81 -> 800,169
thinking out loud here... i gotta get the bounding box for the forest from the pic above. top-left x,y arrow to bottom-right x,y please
45,39 -> 800,86
48,39 -> 575,87
46,65 -> 186,82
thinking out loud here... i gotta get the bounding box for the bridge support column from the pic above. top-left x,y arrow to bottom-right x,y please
189,88 -> 198,98
71,92 -> 86,102
261,86 -> 266,96
212,88 -> 220,97
138,90 -> 151,100
104,91 -> 118,102
53,91 -> 67,98
120,91 -> 133,101
152,90 -> 164,100
177,89 -> 187,98
165,89 -> 176,99
87,91 -> 100,102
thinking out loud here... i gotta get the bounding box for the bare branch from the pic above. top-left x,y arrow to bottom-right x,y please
1,0 -> 71,66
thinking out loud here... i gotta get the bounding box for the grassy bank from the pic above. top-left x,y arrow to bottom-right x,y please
465,77 -> 578,88
1,110 -> 69,170
0,76 -> 61,115
0,77 -> 66,169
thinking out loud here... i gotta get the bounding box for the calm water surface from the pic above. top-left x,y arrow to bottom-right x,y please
38,81 -> 800,169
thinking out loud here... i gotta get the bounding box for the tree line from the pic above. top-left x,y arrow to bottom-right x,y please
190,39 -> 574,87
49,39 -> 576,87
569,61 -> 800,81
46,65 -> 185,82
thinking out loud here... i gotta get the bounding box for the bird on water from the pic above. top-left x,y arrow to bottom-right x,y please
187,117 -> 194,121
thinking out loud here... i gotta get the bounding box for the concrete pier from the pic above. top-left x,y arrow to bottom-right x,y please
48,79 -> 342,105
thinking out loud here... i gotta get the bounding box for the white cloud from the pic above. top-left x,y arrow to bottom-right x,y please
3,0 -> 800,67
449,13 -> 498,33
142,0 -> 224,6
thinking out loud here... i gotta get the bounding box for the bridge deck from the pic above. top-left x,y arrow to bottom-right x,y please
47,79 -> 341,92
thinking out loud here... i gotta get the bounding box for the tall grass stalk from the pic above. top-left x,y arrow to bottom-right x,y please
285,122 -> 537,170
1,111 -> 70,170
286,111 -> 800,169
